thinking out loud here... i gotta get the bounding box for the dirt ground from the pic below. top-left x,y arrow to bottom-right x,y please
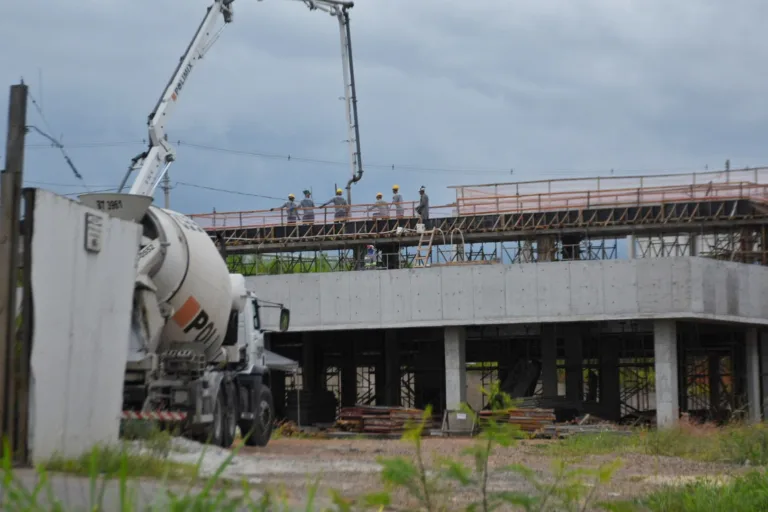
238,437 -> 744,508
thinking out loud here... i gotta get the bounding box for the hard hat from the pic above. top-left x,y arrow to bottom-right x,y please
392,184 -> 399,191
303,189 -> 311,195
336,188 -> 343,195
288,193 -> 295,199
419,186 -> 425,192
376,192 -> 383,198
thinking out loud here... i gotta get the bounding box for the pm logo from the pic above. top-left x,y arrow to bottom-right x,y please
172,296 -> 221,347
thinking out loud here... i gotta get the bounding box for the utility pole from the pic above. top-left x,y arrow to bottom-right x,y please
0,82 -> 28,449
161,172 -> 171,209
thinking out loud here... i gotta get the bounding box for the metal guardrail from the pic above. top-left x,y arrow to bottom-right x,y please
188,179 -> 768,230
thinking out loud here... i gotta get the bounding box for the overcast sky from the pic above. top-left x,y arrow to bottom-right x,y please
2,0 -> 768,216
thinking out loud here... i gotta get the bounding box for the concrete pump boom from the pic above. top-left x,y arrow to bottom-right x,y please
118,0 -> 235,197
296,0 -> 363,204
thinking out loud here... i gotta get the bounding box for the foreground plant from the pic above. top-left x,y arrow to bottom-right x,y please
367,384 -> 619,511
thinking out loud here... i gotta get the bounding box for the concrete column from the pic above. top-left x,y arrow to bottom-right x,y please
565,327 -> 583,402
301,333 -> 315,392
627,235 -> 636,259
541,325 -> 558,397
654,320 -> 679,428
384,330 -> 400,406
600,338 -> 621,421
444,326 -> 467,410
341,340 -> 357,407
689,234 -> 698,256
746,328 -> 761,423
760,331 -> 768,419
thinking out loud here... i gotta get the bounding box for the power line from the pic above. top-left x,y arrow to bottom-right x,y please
174,181 -> 285,201
23,137 -> 751,178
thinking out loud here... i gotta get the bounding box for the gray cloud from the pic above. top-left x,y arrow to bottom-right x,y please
3,0 -> 768,216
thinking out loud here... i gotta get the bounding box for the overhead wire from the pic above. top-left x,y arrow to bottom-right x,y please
24,137 -> 748,178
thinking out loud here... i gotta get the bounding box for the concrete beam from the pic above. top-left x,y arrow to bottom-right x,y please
654,320 -> 679,428
444,326 -> 467,410
248,258 -> 768,332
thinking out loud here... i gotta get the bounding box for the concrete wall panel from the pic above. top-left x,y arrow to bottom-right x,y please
505,264 -> 538,318
569,261 -> 605,316
603,261 -> 638,315
29,190 -> 141,463
443,266 -> 474,322
472,266 -> 506,320
246,258 -> 768,331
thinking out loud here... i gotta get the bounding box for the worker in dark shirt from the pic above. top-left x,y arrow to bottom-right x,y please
416,185 -> 429,225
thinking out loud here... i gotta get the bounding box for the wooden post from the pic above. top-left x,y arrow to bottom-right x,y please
0,83 -> 28,451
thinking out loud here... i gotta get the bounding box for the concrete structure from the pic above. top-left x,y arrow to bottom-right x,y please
248,258 -> 768,331
28,190 -> 140,462
249,258 -> 768,428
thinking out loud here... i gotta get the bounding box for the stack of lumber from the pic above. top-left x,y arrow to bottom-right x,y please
337,405 -> 424,434
479,408 -> 556,433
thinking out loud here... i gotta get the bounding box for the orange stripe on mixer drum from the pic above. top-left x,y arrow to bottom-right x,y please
173,296 -> 201,327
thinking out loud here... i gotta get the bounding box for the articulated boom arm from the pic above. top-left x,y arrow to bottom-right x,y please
121,0 -> 235,197
295,0 -> 363,203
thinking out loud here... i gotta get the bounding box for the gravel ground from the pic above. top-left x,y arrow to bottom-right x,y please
233,437 -> 746,508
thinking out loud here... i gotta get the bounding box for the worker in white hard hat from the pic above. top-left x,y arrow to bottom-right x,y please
415,185 -> 429,225
320,188 -> 349,222
368,192 -> 389,219
270,193 -> 298,223
391,184 -> 404,218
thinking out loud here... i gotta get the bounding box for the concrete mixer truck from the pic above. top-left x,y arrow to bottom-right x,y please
79,0 -> 292,448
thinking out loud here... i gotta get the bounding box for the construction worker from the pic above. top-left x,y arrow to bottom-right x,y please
391,185 -> 404,218
270,193 -> 298,223
321,188 -> 349,222
364,244 -> 377,269
415,185 -> 429,225
300,189 -> 315,223
368,192 -> 389,219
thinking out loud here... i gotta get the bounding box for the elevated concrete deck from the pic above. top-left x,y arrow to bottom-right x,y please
247,257 -> 768,332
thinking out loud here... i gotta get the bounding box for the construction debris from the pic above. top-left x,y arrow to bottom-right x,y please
337,405 -> 425,434
538,423 -> 630,439
479,408 -> 556,434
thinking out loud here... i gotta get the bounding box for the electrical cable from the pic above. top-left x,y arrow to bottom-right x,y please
26,137 -> 755,178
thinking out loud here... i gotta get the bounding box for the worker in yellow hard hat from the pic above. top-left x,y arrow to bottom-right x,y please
369,192 -> 389,220
270,193 -> 298,223
321,187 -> 349,222
391,185 -> 404,218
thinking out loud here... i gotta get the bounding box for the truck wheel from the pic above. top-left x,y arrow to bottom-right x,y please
220,383 -> 237,449
243,386 -> 273,447
204,389 -> 224,447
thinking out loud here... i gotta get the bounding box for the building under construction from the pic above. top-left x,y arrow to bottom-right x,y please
190,167 -> 768,428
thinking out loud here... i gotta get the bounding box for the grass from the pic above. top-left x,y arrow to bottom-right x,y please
44,445 -> 199,481
620,470 -> 768,511
547,421 -> 768,465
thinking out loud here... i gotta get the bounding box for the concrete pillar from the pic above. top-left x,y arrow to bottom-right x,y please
746,328 -> 761,423
541,324 -> 558,397
600,338 -> 621,421
565,327 -> 583,402
627,235 -> 636,259
384,330 -> 400,406
689,234 -> 698,256
301,333 -> 315,392
654,320 -> 679,428
444,326 -> 467,410
760,331 -> 768,419
341,340 -> 357,407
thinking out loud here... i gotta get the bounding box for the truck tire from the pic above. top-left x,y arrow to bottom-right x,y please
220,382 -> 237,449
203,389 -> 225,447
243,386 -> 273,447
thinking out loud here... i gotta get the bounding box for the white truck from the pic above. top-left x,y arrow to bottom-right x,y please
79,0 -> 292,448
